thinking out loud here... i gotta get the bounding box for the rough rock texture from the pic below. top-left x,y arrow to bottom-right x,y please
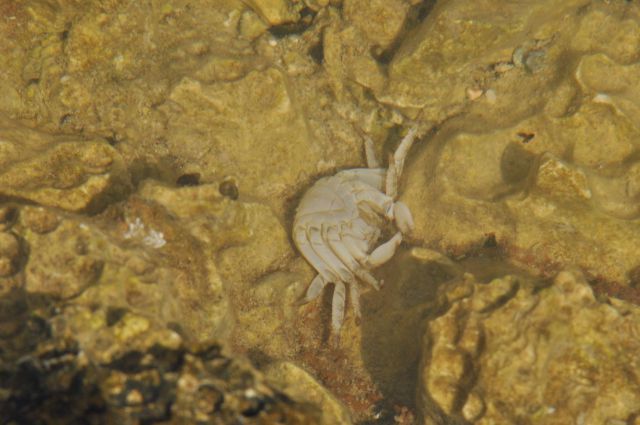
419,271 -> 640,425
244,0 -> 302,26
163,68 -> 320,212
9,185 -> 233,343
399,0 -> 640,291
0,119 -> 129,212
0,302 -> 320,424
1,0 -> 640,423
264,361 -> 353,425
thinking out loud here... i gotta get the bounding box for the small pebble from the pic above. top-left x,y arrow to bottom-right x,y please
485,89 -> 497,104
0,206 -> 17,231
467,88 -> 483,101
21,206 -> 60,234
0,232 -> 21,277
125,389 -> 144,405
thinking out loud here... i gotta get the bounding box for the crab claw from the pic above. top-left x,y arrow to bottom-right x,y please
393,201 -> 414,234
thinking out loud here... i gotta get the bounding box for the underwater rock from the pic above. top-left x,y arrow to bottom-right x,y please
563,101 -> 638,171
401,1 -> 640,289
532,154 -> 592,201
164,68 -> 319,213
137,180 -> 250,252
138,179 -> 292,287
0,121 -> 129,212
376,0 -> 576,123
0,232 -> 22,277
244,0 -> 301,26
419,271 -> 640,424
571,8 -> 640,65
1,0 -> 640,422
24,220 -> 104,299
0,205 -> 17,231
322,20 -> 387,95
4,192 -> 232,343
343,0 -> 409,50
436,131 -> 525,201
576,52 -> 640,131
216,201 -> 292,285
405,117 -> 640,291
264,361 -> 353,425
239,9 -> 270,41
0,305 -> 320,425
0,0 -> 258,181
20,205 -> 60,234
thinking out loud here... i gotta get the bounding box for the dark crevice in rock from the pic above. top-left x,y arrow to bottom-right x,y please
372,0 -> 437,65
268,7 -> 316,38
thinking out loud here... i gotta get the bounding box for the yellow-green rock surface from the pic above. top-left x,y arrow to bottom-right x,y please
420,271 -> 640,424
2,0 -> 640,423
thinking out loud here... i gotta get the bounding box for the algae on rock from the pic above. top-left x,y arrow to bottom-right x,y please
2,0 -> 640,423
0,120 -> 129,212
419,271 -> 640,424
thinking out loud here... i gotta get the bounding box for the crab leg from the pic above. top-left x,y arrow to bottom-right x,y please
364,136 -> 381,168
349,282 -> 362,319
332,281 -> 347,333
302,274 -> 328,303
393,201 -> 414,234
308,226 -> 356,284
352,186 -> 414,234
294,230 -> 340,283
325,226 -> 358,268
326,225 -> 381,291
366,232 -> 403,267
342,233 -> 368,262
354,187 -> 395,220
386,127 -> 418,198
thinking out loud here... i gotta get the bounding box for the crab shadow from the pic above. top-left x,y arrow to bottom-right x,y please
357,248 -> 450,421
358,243 -> 533,423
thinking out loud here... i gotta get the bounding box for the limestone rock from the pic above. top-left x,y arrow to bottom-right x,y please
437,132 -> 527,201
1,0 -> 257,183
137,180 -> 250,252
0,304 -> 320,425
0,205 -> 17,231
217,201 -> 292,285
239,9 -> 270,40
343,0 -> 410,50
576,52 -> 640,127
571,8 -> 640,64
377,0 -> 579,123
419,271 -> 640,424
19,205 -> 60,234
244,0 -> 301,26
138,179 -> 292,287
0,121 -> 129,212
532,154 -> 592,201
0,232 -> 23,277
2,0 -> 640,422
163,69 -> 319,213
9,191 -> 232,343
322,23 -> 387,95
264,361 -> 353,425
401,3 -> 640,286
24,220 -> 104,299
552,101 -> 639,171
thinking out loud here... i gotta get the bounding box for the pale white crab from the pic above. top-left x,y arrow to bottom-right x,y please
293,127 -> 418,334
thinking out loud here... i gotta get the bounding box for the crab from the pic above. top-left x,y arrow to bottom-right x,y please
293,127 -> 418,335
